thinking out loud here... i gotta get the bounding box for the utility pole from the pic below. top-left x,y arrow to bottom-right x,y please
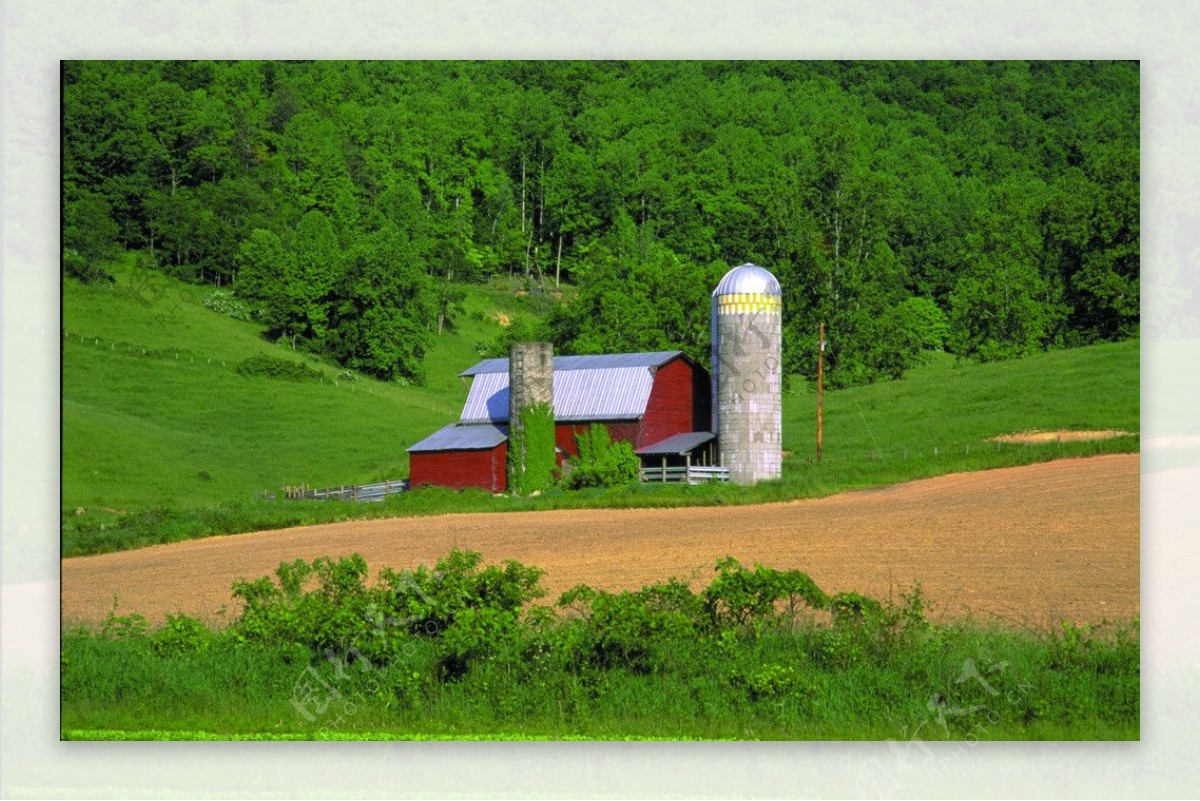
817,322 -> 825,463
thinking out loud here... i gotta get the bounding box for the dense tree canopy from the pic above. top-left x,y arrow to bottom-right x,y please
62,60 -> 1139,384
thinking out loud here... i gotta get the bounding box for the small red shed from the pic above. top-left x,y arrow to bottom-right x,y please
407,423 -> 509,493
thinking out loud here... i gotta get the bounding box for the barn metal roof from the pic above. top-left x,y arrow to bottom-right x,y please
459,366 -> 654,423
406,423 -> 508,453
713,263 -> 781,296
634,431 -> 716,456
459,351 -> 684,376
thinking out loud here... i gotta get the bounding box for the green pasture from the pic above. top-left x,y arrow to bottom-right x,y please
62,264 -> 1138,557
62,263 -> 535,511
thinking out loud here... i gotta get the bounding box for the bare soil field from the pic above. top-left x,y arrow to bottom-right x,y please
61,454 -> 1139,630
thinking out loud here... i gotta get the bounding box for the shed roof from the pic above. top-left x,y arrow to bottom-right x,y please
458,351 -> 695,424
634,431 -> 716,456
407,423 -> 508,453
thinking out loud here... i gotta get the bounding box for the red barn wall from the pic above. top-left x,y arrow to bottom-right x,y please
409,444 -> 507,492
606,421 -> 641,448
555,423 -> 588,458
638,356 -> 711,448
555,421 -> 640,458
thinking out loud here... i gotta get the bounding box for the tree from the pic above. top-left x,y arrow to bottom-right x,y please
233,228 -> 288,328
948,175 -> 1063,361
326,225 -> 434,382
192,176 -> 274,285
1044,148 -> 1139,343
290,209 -> 341,345
548,215 -> 718,363
948,259 -> 1053,361
60,60 -> 1140,383
144,186 -> 214,273
62,188 -> 120,265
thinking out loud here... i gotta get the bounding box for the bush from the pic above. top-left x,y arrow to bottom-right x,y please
233,354 -> 323,382
100,601 -> 148,640
150,613 -> 213,657
556,580 -> 703,673
702,556 -> 828,631
63,248 -> 115,284
202,289 -> 255,322
563,424 -> 641,489
230,549 -> 546,672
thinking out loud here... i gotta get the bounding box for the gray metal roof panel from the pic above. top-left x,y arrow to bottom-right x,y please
635,431 -> 716,456
460,350 -> 684,376
459,371 -> 510,423
555,366 -> 653,420
407,423 -> 509,452
459,357 -> 510,376
459,366 -> 655,423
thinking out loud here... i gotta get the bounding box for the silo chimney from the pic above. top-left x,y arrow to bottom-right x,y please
711,263 -> 783,484
507,342 -> 555,494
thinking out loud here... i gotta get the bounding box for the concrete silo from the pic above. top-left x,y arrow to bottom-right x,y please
711,263 -> 782,484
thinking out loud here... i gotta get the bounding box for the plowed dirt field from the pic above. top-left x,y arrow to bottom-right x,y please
61,454 -> 1139,629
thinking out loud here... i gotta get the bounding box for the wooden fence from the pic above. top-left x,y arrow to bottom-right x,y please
640,465 -> 730,484
284,479 -> 410,502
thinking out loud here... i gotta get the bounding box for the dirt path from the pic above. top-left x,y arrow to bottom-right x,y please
61,454 -> 1139,629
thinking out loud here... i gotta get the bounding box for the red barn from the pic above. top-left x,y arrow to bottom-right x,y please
407,351 -> 712,492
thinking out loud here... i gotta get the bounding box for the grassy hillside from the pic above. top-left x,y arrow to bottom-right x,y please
62,260 -> 557,509
780,341 -> 1138,486
62,261 -> 1138,556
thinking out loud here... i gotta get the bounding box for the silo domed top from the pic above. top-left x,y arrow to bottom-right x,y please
713,263 -> 781,297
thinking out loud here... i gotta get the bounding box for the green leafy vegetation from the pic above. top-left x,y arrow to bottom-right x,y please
232,354 -> 323,382
61,551 -> 1139,740
563,424 -> 642,489
63,60 -> 1138,386
509,402 -> 557,496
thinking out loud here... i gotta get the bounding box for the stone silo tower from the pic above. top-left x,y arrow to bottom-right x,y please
711,263 -> 783,484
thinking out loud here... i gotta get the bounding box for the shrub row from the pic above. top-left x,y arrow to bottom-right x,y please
62,551 -> 1139,739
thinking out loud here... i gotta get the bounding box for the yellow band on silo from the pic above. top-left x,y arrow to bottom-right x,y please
715,293 -> 782,315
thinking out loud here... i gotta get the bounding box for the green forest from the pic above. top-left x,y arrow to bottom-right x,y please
62,60 -> 1139,387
